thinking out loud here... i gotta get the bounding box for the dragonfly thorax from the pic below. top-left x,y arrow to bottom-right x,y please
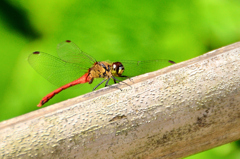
88,61 -> 125,81
89,61 -> 113,79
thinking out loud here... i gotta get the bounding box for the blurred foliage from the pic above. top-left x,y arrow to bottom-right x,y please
0,0 -> 240,158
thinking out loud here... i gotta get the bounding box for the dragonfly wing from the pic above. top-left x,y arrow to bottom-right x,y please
120,60 -> 174,78
28,52 -> 90,87
57,40 -> 96,65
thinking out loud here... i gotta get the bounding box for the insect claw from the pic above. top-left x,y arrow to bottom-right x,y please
110,85 -> 122,91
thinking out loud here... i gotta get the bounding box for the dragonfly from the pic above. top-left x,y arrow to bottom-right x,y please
28,40 -> 175,107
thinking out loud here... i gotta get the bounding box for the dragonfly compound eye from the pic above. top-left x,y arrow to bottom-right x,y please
118,65 -> 124,75
112,62 -> 124,76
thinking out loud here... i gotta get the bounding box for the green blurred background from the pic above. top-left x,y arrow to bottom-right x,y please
0,0 -> 240,158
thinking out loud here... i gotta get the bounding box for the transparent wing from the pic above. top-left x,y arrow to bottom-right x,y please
28,51 -> 90,87
57,40 -> 96,65
120,59 -> 175,78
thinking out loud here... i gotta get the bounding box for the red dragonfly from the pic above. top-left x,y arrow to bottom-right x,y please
28,40 -> 175,107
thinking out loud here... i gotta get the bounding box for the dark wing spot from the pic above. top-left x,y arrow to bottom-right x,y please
168,60 -> 176,64
33,51 -> 40,54
66,40 -> 71,43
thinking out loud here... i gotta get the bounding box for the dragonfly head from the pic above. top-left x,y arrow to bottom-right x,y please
111,62 -> 124,77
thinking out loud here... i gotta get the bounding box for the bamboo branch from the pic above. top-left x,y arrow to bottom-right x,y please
1,42 -> 240,158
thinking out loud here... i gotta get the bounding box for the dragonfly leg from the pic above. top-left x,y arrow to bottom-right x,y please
93,79 -> 107,91
105,78 -> 111,87
105,78 -> 123,91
